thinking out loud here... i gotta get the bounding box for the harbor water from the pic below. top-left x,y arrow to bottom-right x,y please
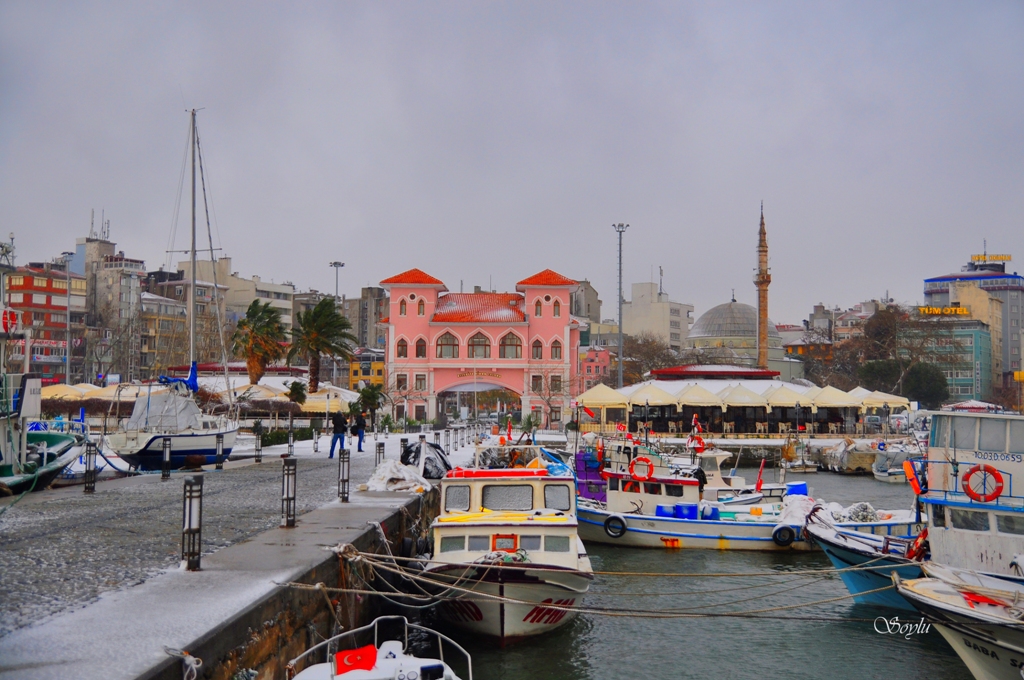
429,473 -> 970,680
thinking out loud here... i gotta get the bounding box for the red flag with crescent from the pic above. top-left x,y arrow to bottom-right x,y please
335,645 -> 377,674
583,407 -> 595,419
691,414 -> 703,433
616,422 -> 627,432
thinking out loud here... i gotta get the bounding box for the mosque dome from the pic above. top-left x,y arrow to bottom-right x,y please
688,301 -> 780,341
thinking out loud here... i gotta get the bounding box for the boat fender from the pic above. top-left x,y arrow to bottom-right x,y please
629,456 -> 655,482
962,464 -> 1004,503
906,527 -> 928,561
604,514 -> 628,539
877,441 -> 886,452
771,524 -> 797,547
903,460 -> 925,495
399,536 -> 415,559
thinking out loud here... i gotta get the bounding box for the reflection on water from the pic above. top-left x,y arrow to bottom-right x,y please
415,474 -> 971,680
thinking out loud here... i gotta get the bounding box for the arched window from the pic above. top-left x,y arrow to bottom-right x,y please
415,338 -> 427,358
399,299 -> 407,316
553,300 -> 560,317
417,299 -> 425,316
499,333 -> 522,359
396,339 -> 408,358
534,300 -> 542,317
532,339 -> 543,360
468,333 -> 491,358
436,332 -> 459,359
551,340 -> 562,360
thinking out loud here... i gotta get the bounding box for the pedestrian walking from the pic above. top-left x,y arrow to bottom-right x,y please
329,410 -> 348,458
355,411 -> 367,452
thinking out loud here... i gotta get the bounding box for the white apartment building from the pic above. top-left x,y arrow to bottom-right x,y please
620,282 -> 694,351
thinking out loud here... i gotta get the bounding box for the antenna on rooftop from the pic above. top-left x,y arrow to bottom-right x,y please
659,266 -> 664,295
89,209 -> 96,238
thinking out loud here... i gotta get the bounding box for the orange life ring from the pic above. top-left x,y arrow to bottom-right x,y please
906,527 -> 928,561
629,455 -> 655,482
688,435 -> 706,453
903,460 -> 924,495
962,464 -> 1004,503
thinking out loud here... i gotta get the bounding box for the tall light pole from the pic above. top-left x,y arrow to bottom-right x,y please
329,262 -> 345,384
62,251 -> 74,385
613,223 -> 628,388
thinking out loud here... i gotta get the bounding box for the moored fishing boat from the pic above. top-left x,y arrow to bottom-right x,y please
422,466 -> 592,641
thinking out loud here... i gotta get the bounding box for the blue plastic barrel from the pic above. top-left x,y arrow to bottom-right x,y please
675,503 -> 699,520
786,481 -> 808,496
701,506 -> 721,520
656,505 -> 676,518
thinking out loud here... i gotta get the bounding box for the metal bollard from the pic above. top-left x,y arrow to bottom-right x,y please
282,458 -> 297,527
84,442 -> 97,493
400,437 -> 408,455
445,428 -> 451,454
254,434 -> 263,464
434,431 -> 440,446
182,475 -> 203,570
288,427 -> 294,456
374,427 -> 379,441
313,430 -> 319,453
338,448 -> 350,502
161,437 -> 172,480
419,434 -> 426,449
215,433 -> 224,470
375,441 -> 385,466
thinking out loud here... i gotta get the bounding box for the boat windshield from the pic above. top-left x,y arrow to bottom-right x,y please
482,484 -> 533,511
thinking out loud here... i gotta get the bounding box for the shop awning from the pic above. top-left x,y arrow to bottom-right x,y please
674,384 -> 726,409
765,385 -> 815,411
40,384 -> 87,401
627,384 -> 678,407
717,384 -> 769,408
861,390 -> 910,409
847,386 -> 872,399
812,385 -> 863,410
577,383 -> 630,408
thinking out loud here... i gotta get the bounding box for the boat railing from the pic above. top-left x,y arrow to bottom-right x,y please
284,615 -> 472,680
27,419 -> 89,437
911,457 -> 1024,511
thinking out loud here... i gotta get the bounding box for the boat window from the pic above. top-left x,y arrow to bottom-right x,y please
544,535 -> 571,552
544,484 -> 572,511
931,505 -> 946,528
468,535 -> 490,551
931,415 -> 947,449
609,477 -> 619,491
1010,422 -> 1024,454
950,417 -> 977,451
440,536 -> 465,552
979,420 -> 1007,452
445,485 -> 471,512
493,535 -> 517,551
700,457 -> 719,471
950,509 -> 990,532
482,484 -> 533,511
997,514 -> 1024,535
622,480 -> 641,493
644,483 -> 662,495
665,484 -> 684,498
521,535 -> 542,551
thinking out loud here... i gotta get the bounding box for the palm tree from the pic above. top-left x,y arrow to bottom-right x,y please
288,297 -> 356,394
358,383 -> 388,429
232,300 -> 287,385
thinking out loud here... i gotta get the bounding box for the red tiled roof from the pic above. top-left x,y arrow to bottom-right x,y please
431,293 -> 526,324
516,269 -> 577,288
650,364 -> 780,379
380,268 -> 445,286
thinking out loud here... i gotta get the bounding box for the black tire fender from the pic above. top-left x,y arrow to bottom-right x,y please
772,524 -> 797,547
604,514 -> 628,539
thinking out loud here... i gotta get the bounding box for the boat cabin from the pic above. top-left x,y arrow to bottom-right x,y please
603,469 -> 701,514
433,469 -> 582,569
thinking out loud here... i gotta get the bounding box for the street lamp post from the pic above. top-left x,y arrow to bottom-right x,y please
613,223 -> 628,388
62,251 -> 74,384
329,262 -> 345,384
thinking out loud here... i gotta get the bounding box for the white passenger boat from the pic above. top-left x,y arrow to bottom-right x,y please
423,467 -> 592,641
896,564 -> 1024,680
578,449 -> 921,551
287,615 -> 471,680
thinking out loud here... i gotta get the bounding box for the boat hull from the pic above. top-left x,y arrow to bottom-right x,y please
109,429 -> 238,470
1,433 -> 81,494
425,563 -> 589,640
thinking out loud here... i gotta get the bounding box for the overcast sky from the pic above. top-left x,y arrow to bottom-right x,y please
2,2 -> 1022,325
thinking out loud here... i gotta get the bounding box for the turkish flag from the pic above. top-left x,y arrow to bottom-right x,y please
583,407 -> 596,419
616,423 -> 627,432
335,645 -> 377,673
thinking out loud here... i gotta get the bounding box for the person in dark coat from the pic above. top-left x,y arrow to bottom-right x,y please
329,411 -> 348,459
355,412 -> 367,452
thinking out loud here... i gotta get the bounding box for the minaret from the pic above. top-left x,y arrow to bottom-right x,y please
754,204 -> 771,369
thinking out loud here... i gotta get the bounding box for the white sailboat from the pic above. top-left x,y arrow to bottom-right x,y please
105,110 -> 238,470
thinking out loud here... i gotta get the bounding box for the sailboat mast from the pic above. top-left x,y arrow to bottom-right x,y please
189,110 -> 197,366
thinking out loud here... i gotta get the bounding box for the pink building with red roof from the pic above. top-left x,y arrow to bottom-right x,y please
381,268 -> 583,425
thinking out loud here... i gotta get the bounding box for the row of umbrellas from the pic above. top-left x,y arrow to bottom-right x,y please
577,382 -> 909,413
40,381 -> 356,413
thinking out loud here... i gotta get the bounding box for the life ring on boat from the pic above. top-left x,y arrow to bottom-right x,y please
687,435 -> 706,453
962,464 -> 1004,503
596,438 -> 605,461
604,514 -> 628,539
772,524 -> 797,547
629,456 -> 655,482
903,460 -> 925,495
906,527 -> 928,561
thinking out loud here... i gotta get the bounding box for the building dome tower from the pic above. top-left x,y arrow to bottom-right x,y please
754,204 -> 771,369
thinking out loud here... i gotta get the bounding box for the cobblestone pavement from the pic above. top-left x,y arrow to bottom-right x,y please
0,438 -> 394,638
